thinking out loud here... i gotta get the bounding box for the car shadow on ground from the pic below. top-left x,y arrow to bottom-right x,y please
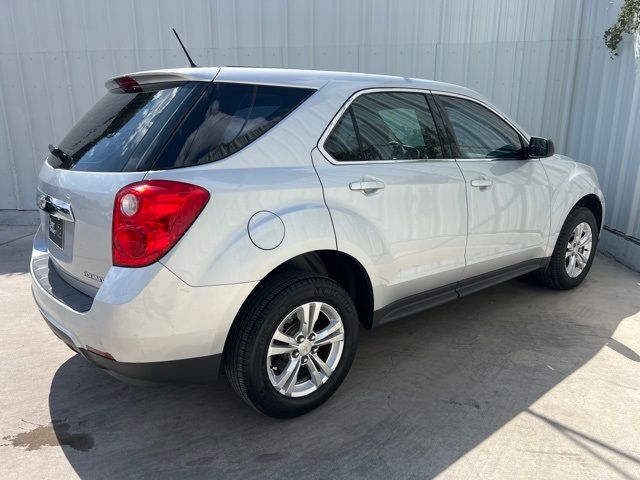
47,258 -> 640,479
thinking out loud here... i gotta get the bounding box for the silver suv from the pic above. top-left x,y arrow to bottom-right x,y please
31,67 -> 604,417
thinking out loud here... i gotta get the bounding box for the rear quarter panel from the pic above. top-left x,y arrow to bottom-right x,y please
148,164 -> 336,286
145,85 -> 348,287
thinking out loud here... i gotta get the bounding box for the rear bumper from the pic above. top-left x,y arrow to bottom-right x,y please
31,227 -> 258,383
41,313 -> 222,383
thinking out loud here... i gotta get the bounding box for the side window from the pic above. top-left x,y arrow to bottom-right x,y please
153,82 -> 315,169
437,96 -> 524,159
324,109 -> 361,161
323,92 -> 442,161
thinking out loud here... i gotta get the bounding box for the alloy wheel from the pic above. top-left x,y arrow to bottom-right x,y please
267,302 -> 345,397
565,221 -> 593,278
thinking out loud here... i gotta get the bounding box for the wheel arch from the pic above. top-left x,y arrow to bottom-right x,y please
269,250 -> 374,328
573,193 -> 603,232
229,250 -> 375,334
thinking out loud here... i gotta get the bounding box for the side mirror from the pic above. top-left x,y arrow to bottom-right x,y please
528,137 -> 555,158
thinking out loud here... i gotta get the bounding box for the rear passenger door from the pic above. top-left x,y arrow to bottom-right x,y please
434,94 -> 551,279
313,90 -> 467,311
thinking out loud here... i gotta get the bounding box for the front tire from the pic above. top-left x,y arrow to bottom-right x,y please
535,207 -> 598,290
224,271 -> 359,418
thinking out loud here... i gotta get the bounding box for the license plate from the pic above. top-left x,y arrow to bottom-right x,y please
49,215 -> 64,249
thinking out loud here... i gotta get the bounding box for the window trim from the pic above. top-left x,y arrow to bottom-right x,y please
431,91 -> 530,162
318,87 -> 454,165
213,79 -> 319,90
347,107 -> 366,161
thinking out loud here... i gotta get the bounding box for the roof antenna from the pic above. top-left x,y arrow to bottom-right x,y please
172,28 -> 198,68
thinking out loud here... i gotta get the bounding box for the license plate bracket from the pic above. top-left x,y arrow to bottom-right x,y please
49,215 -> 64,249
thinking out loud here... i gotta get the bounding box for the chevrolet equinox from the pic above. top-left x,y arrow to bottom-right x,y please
31,67 -> 605,417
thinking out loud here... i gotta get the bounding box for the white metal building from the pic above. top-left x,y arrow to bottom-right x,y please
0,0 -> 638,269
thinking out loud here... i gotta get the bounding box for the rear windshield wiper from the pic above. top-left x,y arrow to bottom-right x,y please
48,144 -> 76,169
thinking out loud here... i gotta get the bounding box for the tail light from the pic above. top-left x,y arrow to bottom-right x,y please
114,76 -> 142,93
112,180 -> 210,267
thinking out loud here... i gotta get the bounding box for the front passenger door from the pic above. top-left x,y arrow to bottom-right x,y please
435,94 -> 551,279
314,90 -> 468,310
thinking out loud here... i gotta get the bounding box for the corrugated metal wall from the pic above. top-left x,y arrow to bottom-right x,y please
1,0 -> 638,267
563,1 -> 640,270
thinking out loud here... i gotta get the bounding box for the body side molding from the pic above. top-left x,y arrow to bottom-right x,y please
372,258 -> 549,327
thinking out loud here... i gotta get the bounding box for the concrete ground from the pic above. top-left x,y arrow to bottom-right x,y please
1,225 -> 639,480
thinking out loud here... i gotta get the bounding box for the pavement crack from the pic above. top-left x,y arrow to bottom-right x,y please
0,232 -> 34,247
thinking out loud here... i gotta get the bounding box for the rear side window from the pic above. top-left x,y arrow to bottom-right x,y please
53,82 -> 205,172
324,91 -> 443,161
323,110 -> 361,161
437,96 -> 524,159
153,82 -> 315,169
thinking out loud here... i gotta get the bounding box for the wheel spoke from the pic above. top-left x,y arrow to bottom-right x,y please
567,254 -> 577,277
315,331 -> 344,347
310,353 -> 334,377
272,330 -> 297,346
314,320 -> 344,346
306,357 -> 325,387
274,356 -> 301,394
268,344 -> 297,356
576,251 -> 588,267
283,359 -> 302,395
295,304 -> 309,336
297,302 -> 322,337
308,302 -> 322,335
578,231 -> 592,247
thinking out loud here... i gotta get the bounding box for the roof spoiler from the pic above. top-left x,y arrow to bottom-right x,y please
104,68 -> 220,91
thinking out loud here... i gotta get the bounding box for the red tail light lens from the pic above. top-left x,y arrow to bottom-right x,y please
114,76 -> 142,93
112,180 -> 210,267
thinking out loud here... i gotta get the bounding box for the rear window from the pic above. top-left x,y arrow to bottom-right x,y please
152,82 -> 315,169
51,82 -> 206,172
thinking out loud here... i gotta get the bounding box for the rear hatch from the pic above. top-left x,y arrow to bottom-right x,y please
37,74 -> 211,296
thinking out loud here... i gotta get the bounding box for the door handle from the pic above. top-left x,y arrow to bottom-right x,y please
470,178 -> 493,188
349,180 -> 386,194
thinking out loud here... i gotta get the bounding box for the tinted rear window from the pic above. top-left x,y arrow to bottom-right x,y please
152,82 -> 315,169
52,82 -> 205,172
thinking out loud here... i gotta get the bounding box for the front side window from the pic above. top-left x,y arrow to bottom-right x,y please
437,96 -> 523,159
324,91 -> 442,161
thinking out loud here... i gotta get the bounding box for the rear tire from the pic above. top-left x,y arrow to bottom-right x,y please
534,207 -> 598,290
224,271 -> 359,418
